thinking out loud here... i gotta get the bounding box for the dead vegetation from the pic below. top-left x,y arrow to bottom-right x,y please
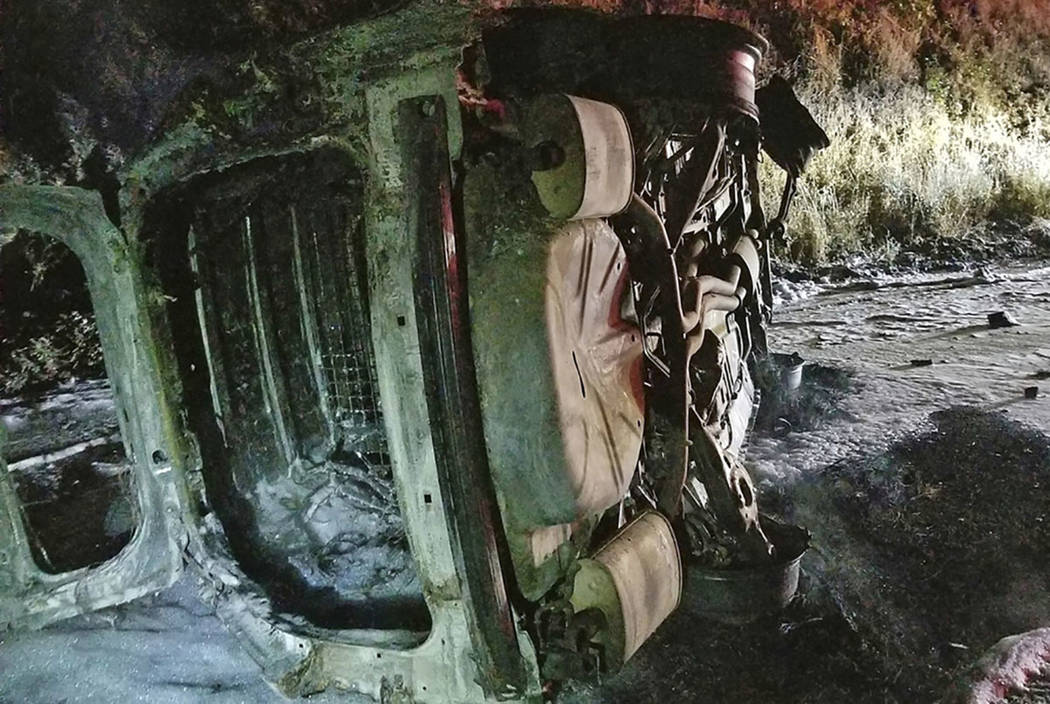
700,0 -> 1050,264
0,232 -> 105,397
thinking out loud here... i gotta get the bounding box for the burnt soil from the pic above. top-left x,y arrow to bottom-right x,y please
563,378 -> 1050,703
805,406 -> 1050,701
752,358 -> 856,437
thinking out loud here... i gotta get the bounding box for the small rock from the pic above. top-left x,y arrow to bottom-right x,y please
1025,386 -> 1039,399
988,311 -> 1020,329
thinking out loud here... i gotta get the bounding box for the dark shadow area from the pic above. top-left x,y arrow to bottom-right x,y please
10,440 -> 135,574
809,407 -> 1050,700
1,0 -> 410,185
0,232 -> 105,396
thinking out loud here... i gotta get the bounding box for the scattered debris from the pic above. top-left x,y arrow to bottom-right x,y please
771,352 -> 806,394
753,360 -> 853,436
988,311 -> 1021,329
945,628 -> 1050,704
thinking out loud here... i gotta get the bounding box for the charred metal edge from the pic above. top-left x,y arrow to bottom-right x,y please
401,94 -> 532,699
0,185 -> 186,629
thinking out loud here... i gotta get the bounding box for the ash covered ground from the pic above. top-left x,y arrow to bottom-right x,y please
3,261 -> 1050,702
563,259 -> 1050,703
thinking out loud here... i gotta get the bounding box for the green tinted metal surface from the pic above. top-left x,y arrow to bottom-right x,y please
0,185 -> 186,629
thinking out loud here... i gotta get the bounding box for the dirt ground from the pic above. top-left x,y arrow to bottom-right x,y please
563,260 -> 1050,703
3,260 -> 1050,702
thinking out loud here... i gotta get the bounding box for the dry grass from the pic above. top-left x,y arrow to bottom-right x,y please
763,78 -> 1050,262
691,0 -> 1050,263
721,0 -> 1050,263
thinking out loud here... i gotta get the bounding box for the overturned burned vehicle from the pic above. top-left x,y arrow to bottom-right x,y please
0,3 -> 827,701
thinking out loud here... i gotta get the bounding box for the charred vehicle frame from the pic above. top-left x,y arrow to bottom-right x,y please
0,4 -> 827,702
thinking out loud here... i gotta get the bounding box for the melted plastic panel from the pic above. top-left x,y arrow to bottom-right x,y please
0,233 -> 137,574
147,150 -> 428,631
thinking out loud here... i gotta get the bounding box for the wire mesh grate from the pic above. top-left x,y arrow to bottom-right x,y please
308,206 -> 391,471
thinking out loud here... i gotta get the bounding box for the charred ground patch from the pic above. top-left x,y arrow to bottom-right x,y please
563,406 -> 1050,703
558,568 -> 886,704
753,356 -> 855,436
799,407 -> 1050,700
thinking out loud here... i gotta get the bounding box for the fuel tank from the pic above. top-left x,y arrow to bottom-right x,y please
465,111 -> 645,597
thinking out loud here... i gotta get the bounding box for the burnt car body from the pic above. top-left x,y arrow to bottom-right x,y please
0,3 -> 823,701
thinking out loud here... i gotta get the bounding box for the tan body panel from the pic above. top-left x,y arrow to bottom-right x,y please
469,215 -> 644,530
571,512 -> 683,664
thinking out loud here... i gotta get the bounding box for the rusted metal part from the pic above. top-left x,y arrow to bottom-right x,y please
689,515 -> 807,623
686,422 -> 772,563
658,125 -> 727,247
742,154 -> 775,327
401,95 -> 530,699
756,75 -> 830,178
534,572 -> 606,682
613,195 -> 690,518
772,172 -> 799,232
623,111 -> 776,561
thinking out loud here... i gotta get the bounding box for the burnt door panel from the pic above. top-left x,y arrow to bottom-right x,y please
149,150 -> 428,632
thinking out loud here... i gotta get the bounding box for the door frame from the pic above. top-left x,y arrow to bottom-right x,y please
0,185 -> 186,629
